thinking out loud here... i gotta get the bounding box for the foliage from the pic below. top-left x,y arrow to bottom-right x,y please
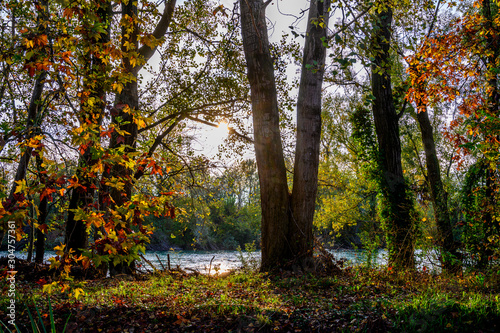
405,0 -> 500,269
315,95 -> 380,248
0,0 -> 254,278
236,241 -> 259,272
3,265 -> 500,332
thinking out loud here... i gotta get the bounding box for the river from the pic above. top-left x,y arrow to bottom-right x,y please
0,248 -> 440,274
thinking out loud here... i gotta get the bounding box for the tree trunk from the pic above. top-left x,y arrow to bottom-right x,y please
34,152 -> 49,264
65,1 -> 111,255
105,0 -> 176,275
416,105 -> 460,272
35,197 -> 48,264
370,6 -> 415,269
290,0 -> 330,266
6,70 -> 46,205
479,0 -> 500,268
1,0 -> 48,252
240,0 -> 291,271
2,23 -> 47,249
240,0 -> 330,271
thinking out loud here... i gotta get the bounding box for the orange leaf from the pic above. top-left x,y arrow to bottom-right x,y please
40,188 -> 57,202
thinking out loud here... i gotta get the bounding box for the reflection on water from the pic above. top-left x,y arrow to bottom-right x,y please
0,248 -> 440,274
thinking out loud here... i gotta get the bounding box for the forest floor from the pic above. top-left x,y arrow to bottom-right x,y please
2,258 -> 500,333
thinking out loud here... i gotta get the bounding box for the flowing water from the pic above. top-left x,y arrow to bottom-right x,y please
0,248 -> 440,274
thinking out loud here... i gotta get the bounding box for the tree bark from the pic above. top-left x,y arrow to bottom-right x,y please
478,0 -> 499,268
240,0 -> 330,271
240,0 -> 291,271
416,105 -> 460,272
290,0 -> 330,266
370,6 -> 415,269
65,1 -> 111,255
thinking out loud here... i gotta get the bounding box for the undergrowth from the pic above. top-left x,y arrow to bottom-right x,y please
1,266 -> 500,332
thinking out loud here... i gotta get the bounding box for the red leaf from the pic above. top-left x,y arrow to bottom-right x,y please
40,188 -> 57,202
38,224 -> 48,234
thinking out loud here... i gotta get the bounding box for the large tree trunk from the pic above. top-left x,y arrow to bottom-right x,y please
240,0 -> 291,271
370,6 -> 415,269
65,1 -> 111,255
416,106 -> 460,272
240,0 -> 330,271
290,0 -> 330,266
104,0 -> 176,275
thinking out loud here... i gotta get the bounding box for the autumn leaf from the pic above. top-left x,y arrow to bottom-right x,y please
40,187 -> 57,202
73,288 -> 85,299
14,179 -> 27,194
43,282 -> 59,294
38,223 -> 48,234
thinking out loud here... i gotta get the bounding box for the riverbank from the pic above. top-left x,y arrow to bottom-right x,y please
1,263 -> 500,332
0,247 -> 443,276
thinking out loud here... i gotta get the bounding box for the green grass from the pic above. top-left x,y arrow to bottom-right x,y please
2,267 -> 500,332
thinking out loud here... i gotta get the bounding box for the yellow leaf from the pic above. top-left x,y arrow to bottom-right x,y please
130,56 -> 139,67
104,243 -> 117,254
25,38 -> 34,48
14,180 -> 27,194
73,288 -> 85,300
54,244 -> 66,256
43,282 -> 58,294
113,82 -> 123,94
134,117 -> 146,129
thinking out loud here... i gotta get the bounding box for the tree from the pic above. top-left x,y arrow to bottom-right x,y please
370,2 -> 415,269
0,0 -> 49,250
405,1 -> 461,273
240,0 -> 331,271
314,96 -> 380,251
406,0 -> 500,269
65,0 -> 112,256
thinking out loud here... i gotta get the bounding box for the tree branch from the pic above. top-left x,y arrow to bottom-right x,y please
329,3 -> 373,40
185,115 -> 254,143
134,114 -> 185,180
137,0 -> 176,72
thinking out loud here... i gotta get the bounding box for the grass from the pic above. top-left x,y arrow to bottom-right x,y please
2,266 -> 500,332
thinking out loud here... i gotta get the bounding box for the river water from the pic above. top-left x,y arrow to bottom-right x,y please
0,248 -> 440,274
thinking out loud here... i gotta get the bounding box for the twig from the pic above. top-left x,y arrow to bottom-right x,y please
208,255 -> 215,275
139,254 -> 158,273
155,254 -> 167,271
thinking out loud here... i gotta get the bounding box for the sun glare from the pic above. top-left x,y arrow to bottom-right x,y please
217,120 -> 230,134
